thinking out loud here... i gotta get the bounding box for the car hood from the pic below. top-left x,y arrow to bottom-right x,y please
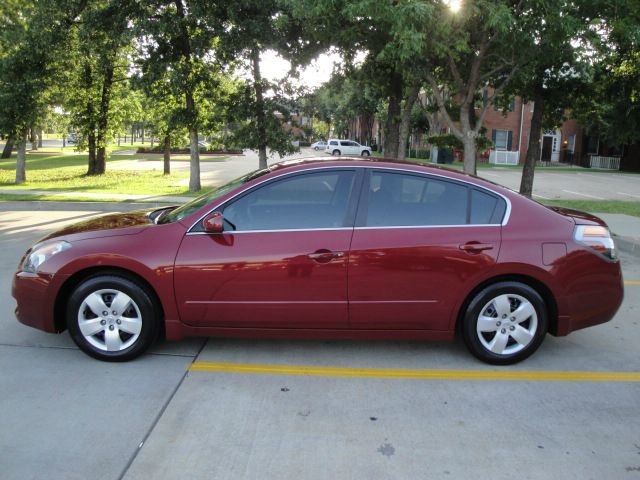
39,208 -> 157,243
547,206 -> 608,227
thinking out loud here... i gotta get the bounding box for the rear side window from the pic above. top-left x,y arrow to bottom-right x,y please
363,171 -> 506,227
329,140 -> 338,146
365,172 -> 467,226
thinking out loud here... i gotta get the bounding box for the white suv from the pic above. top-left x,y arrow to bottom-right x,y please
325,139 -> 371,156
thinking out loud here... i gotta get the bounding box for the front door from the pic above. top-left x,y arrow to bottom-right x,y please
348,170 -> 503,330
541,136 -> 553,162
174,169 -> 359,329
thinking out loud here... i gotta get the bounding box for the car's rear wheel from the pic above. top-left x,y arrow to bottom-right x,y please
67,275 -> 159,362
332,149 -> 341,156
461,281 -> 547,365
361,150 -> 370,157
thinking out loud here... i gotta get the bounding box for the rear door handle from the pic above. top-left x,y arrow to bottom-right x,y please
307,249 -> 345,263
459,242 -> 494,253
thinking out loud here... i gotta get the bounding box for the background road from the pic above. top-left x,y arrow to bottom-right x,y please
1,202 -> 639,479
113,148 -> 640,200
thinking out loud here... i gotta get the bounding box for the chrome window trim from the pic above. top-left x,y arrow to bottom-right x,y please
187,164 -> 512,233
354,224 -> 502,230
187,227 -> 353,235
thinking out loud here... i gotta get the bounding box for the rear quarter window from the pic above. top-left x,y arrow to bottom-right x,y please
470,189 -> 506,224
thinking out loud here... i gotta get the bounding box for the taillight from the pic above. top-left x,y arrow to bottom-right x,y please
574,225 -> 616,260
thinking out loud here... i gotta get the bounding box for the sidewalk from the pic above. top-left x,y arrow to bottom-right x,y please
0,188 -> 191,204
598,213 -> 640,253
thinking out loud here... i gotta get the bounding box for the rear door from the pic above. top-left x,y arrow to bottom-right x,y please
348,169 -> 505,330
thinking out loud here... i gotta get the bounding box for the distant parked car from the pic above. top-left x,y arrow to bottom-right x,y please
66,133 -> 78,145
325,139 -> 371,156
311,140 -> 327,151
185,141 -> 210,149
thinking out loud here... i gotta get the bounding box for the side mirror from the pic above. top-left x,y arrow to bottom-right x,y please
202,211 -> 224,233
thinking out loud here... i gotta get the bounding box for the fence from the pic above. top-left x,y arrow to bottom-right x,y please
489,150 -> 519,165
589,155 -> 621,170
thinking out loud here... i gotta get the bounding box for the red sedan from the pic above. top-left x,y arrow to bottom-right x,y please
12,158 -> 624,364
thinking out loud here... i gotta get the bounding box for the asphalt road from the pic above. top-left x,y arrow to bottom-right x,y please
1,203 -> 640,480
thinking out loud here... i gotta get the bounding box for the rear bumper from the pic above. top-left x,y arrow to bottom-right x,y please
554,259 -> 624,336
12,271 -> 68,333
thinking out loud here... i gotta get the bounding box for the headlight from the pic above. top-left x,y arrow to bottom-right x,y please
22,241 -> 72,273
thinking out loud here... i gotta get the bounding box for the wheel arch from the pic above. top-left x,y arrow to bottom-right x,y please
455,274 -> 559,335
54,266 -> 165,335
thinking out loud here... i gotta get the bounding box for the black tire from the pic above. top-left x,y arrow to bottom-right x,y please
461,281 -> 547,365
67,274 -> 159,362
361,150 -> 370,157
314,146 -> 319,151
332,149 -> 341,156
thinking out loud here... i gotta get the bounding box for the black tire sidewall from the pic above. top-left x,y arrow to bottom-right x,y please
362,151 -> 370,156
333,150 -> 340,156
67,275 -> 158,362
462,281 -> 548,365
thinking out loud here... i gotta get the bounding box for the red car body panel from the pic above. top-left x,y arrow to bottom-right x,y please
11,158 -> 624,345
348,226 -> 501,330
174,230 -> 351,329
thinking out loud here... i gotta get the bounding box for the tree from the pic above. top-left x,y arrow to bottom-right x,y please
214,0 -> 321,169
0,0 -> 87,183
571,2 -> 640,164
134,0 -> 230,191
420,1 -> 525,175
60,0 -> 134,175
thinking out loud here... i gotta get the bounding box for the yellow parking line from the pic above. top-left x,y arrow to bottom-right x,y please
189,362 -> 640,382
625,281 -> 640,285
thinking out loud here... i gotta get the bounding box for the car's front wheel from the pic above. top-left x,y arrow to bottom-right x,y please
361,150 -> 370,157
332,149 -> 341,156
461,281 -> 548,365
314,146 -> 319,151
67,274 -> 159,362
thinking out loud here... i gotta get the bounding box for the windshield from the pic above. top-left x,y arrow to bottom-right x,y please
159,168 -> 270,224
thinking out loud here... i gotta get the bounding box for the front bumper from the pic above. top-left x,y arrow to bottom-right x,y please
12,271 -> 69,333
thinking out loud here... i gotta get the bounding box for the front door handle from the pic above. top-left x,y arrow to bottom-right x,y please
307,249 -> 345,263
459,242 -> 494,253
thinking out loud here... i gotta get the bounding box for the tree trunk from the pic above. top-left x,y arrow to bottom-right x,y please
87,130 -> 97,174
252,48 -> 268,170
383,70 -> 403,158
30,127 -> 37,151
397,81 -> 421,161
163,133 -> 171,175
1,133 -> 14,158
188,129 -> 201,191
520,88 -> 544,198
462,136 -> 477,176
93,61 -> 114,175
37,129 -> 43,148
175,0 -> 201,191
15,129 -> 27,184
459,104 -> 477,175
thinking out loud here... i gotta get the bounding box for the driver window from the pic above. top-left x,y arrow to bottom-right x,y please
223,171 -> 356,231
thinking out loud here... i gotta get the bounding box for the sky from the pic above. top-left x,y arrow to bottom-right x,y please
258,49 -> 346,90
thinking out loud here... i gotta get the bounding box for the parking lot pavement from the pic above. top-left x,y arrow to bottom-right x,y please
476,167 -> 640,201
2,202 -> 640,479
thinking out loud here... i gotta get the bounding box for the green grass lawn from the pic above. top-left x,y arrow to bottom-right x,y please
0,153 -> 213,197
